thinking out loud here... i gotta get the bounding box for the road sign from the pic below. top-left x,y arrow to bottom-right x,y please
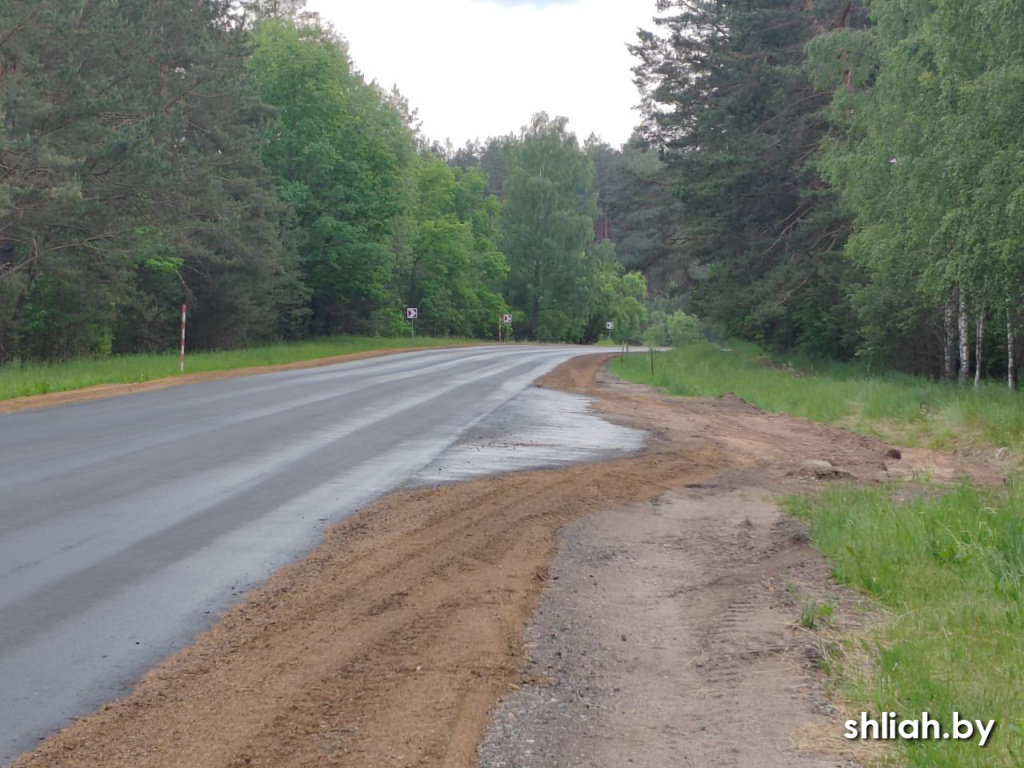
502,314 -> 513,324
406,307 -> 418,320
605,321 -> 615,330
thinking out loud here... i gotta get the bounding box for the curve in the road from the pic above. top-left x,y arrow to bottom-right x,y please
0,345 -> 621,763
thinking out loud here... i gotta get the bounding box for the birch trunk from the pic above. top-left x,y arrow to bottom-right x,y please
943,290 -> 957,381
974,314 -> 984,388
959,293 -> 970,387
1009,308 -> 1017,391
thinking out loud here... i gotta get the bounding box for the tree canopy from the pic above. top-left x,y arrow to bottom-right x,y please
617,0 -> 1024,384
0,3 -> 646,363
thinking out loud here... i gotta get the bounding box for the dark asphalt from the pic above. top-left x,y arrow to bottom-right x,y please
0,344 -> 610,763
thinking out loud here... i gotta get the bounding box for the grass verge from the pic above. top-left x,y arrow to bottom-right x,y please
786,483 -> 1024,767
0,336 -> 477,401
610,342 -> 1024,457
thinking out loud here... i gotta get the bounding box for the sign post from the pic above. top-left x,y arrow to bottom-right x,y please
179,304 -> 187,373
605,320 -> 614,343
500,313 -> 512,342
406,307 -> 418,337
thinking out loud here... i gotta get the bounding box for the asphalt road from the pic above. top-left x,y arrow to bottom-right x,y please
0,344 -> 611,763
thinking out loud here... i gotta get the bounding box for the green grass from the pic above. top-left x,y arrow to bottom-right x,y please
610,341 -> 1024,456
787,483 -> 1024,767
0,336 -> 478,401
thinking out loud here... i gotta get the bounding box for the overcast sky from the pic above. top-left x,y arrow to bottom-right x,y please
306,0 -> 655,148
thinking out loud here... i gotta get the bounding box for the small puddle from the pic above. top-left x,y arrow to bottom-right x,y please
411,385 -> 645,486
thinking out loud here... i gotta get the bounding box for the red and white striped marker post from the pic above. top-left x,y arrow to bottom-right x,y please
179,304 -> 187,373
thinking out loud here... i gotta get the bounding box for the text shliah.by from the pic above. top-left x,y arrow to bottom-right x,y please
845,712 -> 996,747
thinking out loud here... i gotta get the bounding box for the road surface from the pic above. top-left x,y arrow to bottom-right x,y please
0,344 -> 615,762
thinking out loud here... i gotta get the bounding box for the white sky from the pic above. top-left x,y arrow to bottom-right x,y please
306,0 -> 656,148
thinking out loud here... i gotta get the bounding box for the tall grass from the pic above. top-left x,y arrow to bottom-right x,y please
787,484 -> 1024,767
0,336 -> 477,401
610,342 -> 1024,455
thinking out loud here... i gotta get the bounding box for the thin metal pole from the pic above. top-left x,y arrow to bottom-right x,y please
179,304 -> 187,373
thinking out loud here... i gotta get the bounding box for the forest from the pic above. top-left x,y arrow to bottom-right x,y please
0,0 -> 647,363
2,0 -> 1022,387
629,0 -> 1024,385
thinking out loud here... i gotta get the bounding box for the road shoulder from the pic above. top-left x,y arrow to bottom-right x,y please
13,354 -> 991,767
479,480 -> 867,768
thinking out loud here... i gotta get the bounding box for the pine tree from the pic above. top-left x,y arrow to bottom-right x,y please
0,0 -> 296,360
630,0 -> 867,355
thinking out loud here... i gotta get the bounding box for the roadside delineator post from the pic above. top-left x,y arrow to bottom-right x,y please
179,304 -> 187,373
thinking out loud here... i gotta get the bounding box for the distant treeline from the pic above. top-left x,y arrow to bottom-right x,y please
0,1 -> 646,363
627,0 -> 1024,385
